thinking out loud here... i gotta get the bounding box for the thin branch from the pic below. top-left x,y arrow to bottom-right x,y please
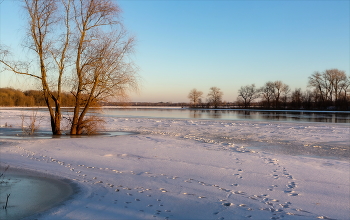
0,60 -> 42,80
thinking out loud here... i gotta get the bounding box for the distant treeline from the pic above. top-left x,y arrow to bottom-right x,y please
0,88 -> 75,107
187,69 -> 350,111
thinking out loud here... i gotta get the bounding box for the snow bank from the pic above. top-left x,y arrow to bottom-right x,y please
0,109 -> 349,219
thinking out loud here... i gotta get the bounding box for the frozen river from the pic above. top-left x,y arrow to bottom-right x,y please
0,108 -> 349,219
1,107 -> 349,160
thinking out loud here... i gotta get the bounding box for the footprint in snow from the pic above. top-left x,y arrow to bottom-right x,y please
288,192 -> 299,196
287,182 -> 297,189
279,202 -> 291,208
317,216 -> 335,220
183,192 -> 195,196
233,191 -> 246,195
248,196 -> 258,201
159,188 -> 168,193
295,208 -> 312,213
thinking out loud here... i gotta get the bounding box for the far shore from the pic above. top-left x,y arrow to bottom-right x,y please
0,106 -> 350,113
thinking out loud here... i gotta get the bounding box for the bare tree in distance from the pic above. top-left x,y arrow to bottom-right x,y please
303,90 -> 314,109
0,0 -> 139,135
237,84 -> 259,108
259,81 -> 275,108
207,87 -> 223,108
308,71 -> 327,104
272,81 -> 289,108
308,69 -> 348,108
290,88 -> 303,109
324,69 -> 347,101
280,83 -> 291,108
188,88 -> 203,108
339,75 -> 350,100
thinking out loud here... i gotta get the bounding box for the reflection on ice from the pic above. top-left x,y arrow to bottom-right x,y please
98,108 -> 350,123
0,127 -> 136,139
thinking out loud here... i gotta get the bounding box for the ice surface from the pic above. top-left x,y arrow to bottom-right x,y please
0,169 -> 73,220
0,109 -> 349,219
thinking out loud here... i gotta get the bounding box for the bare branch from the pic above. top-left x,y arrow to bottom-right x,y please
2,0 -> 139,135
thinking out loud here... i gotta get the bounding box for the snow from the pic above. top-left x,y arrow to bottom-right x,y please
0,109 -> 349,220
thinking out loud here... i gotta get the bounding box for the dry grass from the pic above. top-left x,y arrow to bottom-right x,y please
20,110 -> 41,135
79,115 -> 106,135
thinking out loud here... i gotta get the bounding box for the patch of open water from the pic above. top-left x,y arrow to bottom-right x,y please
0,167 -> 76,220
0,127 -> 137,139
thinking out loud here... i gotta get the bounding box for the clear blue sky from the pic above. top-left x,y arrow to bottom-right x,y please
1,0 -> 349,102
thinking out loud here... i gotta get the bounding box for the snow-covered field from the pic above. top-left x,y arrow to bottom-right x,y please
0,109 -> 349,220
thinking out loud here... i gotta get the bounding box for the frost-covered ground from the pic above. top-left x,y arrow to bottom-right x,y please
0,109 -> 349,220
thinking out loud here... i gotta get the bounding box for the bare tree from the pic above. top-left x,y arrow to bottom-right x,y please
308,69 -> 348,108
69,0 -> 138,134
237,84 -> 259,108
259,81 -> 275,108
280,83 -> 290,108
207,87 -> 223,108
1,0 -> 63,134
272,81 -> 282,108
0,0 -> 138,135
303,90 -> 314,109
339,75 -> 350,100
290,88 -> 303,109
271,81 -> 290,108
308,71 -> 327,104
324,69 -> 347,101
188,88 -> 203,108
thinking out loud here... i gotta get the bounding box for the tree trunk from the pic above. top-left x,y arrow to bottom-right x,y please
53,102 -> 61,135
70,105 -> 80,135
49,114 -> 61,135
